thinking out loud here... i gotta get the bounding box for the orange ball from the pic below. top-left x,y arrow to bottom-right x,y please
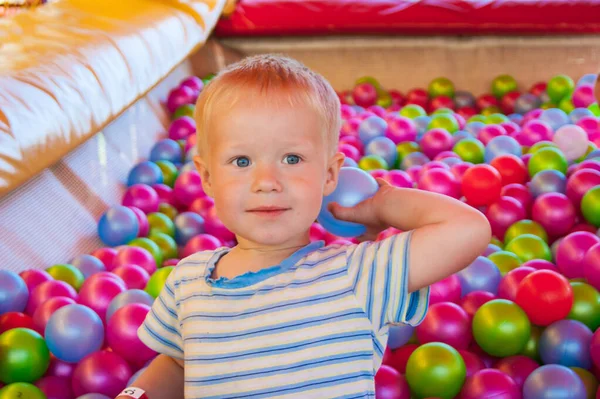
515,270 -> 574,326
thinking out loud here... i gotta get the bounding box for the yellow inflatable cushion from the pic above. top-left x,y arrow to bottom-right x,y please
0,0 -> 225,197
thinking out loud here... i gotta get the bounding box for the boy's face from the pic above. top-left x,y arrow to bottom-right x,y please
194,100 -> 344,248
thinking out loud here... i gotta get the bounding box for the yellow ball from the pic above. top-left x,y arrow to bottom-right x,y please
488,251 -> 522,276
504,220 -> 548,245
358,155 -> 388,171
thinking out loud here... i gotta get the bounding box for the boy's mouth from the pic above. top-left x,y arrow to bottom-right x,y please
247,206 -> 290,216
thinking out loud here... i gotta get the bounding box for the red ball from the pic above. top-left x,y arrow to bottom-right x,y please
490,154 -> 528,186
459,350 -> 486,378
529,82 -> 547,96
566,169 -> 600,208
556,232 -> 600,279
457,106 -> 478,119
429,274 -> 462,305
515,270 -> 573,326
459,369 -> 520,399
389,89 -> 406,106
477,94 -> 499,110
462,165 -> 503,206
485,196 -> 526,240
406,88 -> 429,109
0,312 -> 35,334
416,302 -> 472,349
532,192 -> 577,237
460,291 -> 496,319
352,83 -> 378,108
501,91 -> 522,114
429,95 -> 455,112
501,183 -> 533,213
494,355 -> 539,389
497,266 -> 536,302
382,344 -> 418,374
375,365 -> 411,399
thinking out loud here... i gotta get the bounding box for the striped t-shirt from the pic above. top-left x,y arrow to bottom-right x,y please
138,231 -> 429,399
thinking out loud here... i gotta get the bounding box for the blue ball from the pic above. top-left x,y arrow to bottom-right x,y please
586,149 -> 600,161
70,254 -> 106,279
569,108 -> 594,124
540,108 -> 570,131
343,157 -> 358,168
464,121 -> 486,137
358,116 -> 387,145
0,270 -> 28,315
577,73 -> 597,88
150,139 -> 183,164
539,319 -> 593,369
456,256 -> 502,296
440,157 -> 462,167
127,161 -> 163,187
45,304 -> 104,363
413,115 -> 431,137
179,161 -> 196,174
317,167 -> 379,237
523,364 -> 586,399
452,130 -> 473,144
106,289 -> 154,322
387,323 -> 415,350
529,170 -> 567,198
508,113 -> 524,124
174,211 -> 205,245
401,152 -> 430,170
365,136 -> 397,167
484,135 -> 522,163
97,206 -> 139,247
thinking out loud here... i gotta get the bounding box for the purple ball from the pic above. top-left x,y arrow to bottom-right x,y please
71,350 -> 132,398
529,170 -> 567,198
400,152 -> 430,170
127,161 -> 163,187
358,115 -> 387,145
385,115 -> 417,144
70,254 -> 106,279
539,319 -> 593,369
166,86 -> 196,113
174,212 -> 206,246
523,364 -> 587,399
387,323 -> 415,350
457,256 -> 502,296
0,270 -> 28,314
122,184 -> 160,214
365,136 -> 397,167
517,120 -> 554,146
97,206 -> 139,248
149,139 -> 183,164
460,369 -> 520,399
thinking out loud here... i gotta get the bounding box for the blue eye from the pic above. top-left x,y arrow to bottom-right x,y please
234,157 -> 250,167
284,155 -> 301,165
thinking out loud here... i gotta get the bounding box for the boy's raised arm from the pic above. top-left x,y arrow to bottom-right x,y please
115,355 -> 184,399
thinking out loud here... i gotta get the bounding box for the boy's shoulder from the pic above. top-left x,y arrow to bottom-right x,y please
168,247 -> 227,285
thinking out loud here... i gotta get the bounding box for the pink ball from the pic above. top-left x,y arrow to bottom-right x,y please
459,350 -> 486,378
478,124 -> 507,146
179,76 -> 204,95
556,231 -> 600,279
532,192 -> 577,237
486,196 -> 526,240
185,132 -> 197,152
416,302 -> 472,349
35,376 -> 73,399
152,184 -> 175,205
405,165 -> 422,183
420,160 -> 450,174
573,85 -> 596,108
340,104 -> 356,120
460,291 -> 496,319
189,196 -> 215,219
500,121 -> 520,136
578,160 -> 600,174
85,271 -> 126,287
111,264 -> 151,290
46,357 -> 75,379
113,246 -> 156,275
567,169 -> 600,208
181,234 -> 222,258
419,128 -> 454,159
78,277 -> 126,322
497,266 -> 536,301
450,162 -> 473,183
368,105 -> 387,118
339,143 -> 362,162
340,118 -> 361,137
577,116 -> 600,136
434,151 -> 461,161
591,327 -> 600,369
71,350 -> 132,398
501,183 -> 533,213
164,258 -> 180,266
570,223 -> 599,235
417,168 -> 461,199
127,206 -> 149,237
494,355 -> 539,389
374,365 -> 411,399
32,296 -> 77,335
90,247 -> 117,269
369,169 -> 388,181
583,243 -> 600,290
173,170 -> 204,207
166,86 -> 196,113
522,259 -> 558,272
26,280 -> 77,316
168,116 -> 197,141
383,170 -> 413,188
429,275 -> 462,305
19,269 -> 53,294
385,115 -> 417,144
339,135 -> 364,153
310,223 -> 327,242
107,304 -> 156,366
459,369 -> 520,399
519,120 -> 554,146
203,206 -> 236,242
122,184 -> 159,214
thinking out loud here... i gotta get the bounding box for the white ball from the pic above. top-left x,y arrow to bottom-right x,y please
552,124 -> 589,161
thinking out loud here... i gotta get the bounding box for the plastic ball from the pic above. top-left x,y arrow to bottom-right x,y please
181,233 -> 222,258
46,264 -> 85,291
26,280 -> 77,316
582,186 -> 600,227
462,164 -> 503,206
106,289 -> 154,322
113,246 -> 156,275
0,271 -> 28,315
539,319 -> 592,368
91,247 -> 117,269
149,138 -> 183,164
154,161 -> 179,187
107,303 -> 156,365
429,77 -> 455,98
353,83 -> 378,107
515,270 -> 573,326
0,312 -> 34,334
416,302 -> 472,349
122,184 -> 160,214
457,350 -> 485,378
147,212 -> 176,237
514,93 -> 542,115
502,183 -> 534,212
374,365 -> 410,399
567,169 -> 600,208
490,154 -> 528,186
145,266 -> 174,299
166,85 -> 196,113
497,266 -> 536,302
530,170 -> 567,199
129,237 -> 163,268
0,328 -> 49,384
504,219 -> 548,245
532,192 -> 576,237
387,324 -> 415,350
173,211 -> 205,246
459,368 -> 520,399
460,291 -> 496,319
518,120 -> 554,147
429,274 -> 461,305
78,276 -> 126,322
528,147 -> 569,177
173,103 -> 195,120
365,136 -> 397,167
488,251 -> 523,276
570,367 -> 598,399
453,138 -> 485,164
472,299 -> 531,357
71,350 -> 132,398
547,75 -> 575,103
126,161 -> 163,187
417,168 -> 461,198
358,115 -> 387,144
583,243 -> 600,291
457,256 -> 502,295
111,265 -> 150,291
556,232 -> 600,279
173,170 -> 204,207
485,135 -> 524,164
505,234 -> 552,263
97,206 -> 139,247
486,196 -> 526,240
495,355 -> 539,389
70,254 -> 105,279
32,296 -> 76,335
427,113 -> 459,133
567,282 -> 600,332
553,124 -> 590,161
400,152 -> 429,170
419,128 -> 454,159
540,108 -> 570,131
168,116 -> 196,141
0,383 -> 46,399
491,75 -> 518,98
405,342 -> 466,399
385,115 -> 417,144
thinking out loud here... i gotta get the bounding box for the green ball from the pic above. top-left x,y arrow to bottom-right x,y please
158,203 -> 179,220
547,74 -> 575,103
453,138 -> 485,164
504,219 -> 549,244
581,186 -> 600,227
399,104 -> 426,119
589,103 -> 600,117
45,264 -> 85,291
405,342 -> 466,399
129,237 -> 164,268
149,232 -> 179,261
505,234 -> 552,263
358,155 -> 388,171
147,212 -> 176,237
355,76 -> 383,91
528,147 -> 568,177
172,104 -> 195,120
559,95 -> 575,114
491,75 -> 518,98
472,299 -> 531,357
395,141 -> 421,166
427,114 -> 459,134
432,107 -> 454,115
0,383 -> 46,399
488,251 -> 522,276
568,282 -> 600,331
428,77 -> 455,99
541,102 -> 557,110
528,140 -> 557,154
481,106 -> 502,117
376,92 -> 393,108
0,328 -> 50,384
467,115 -> 487,124
486,113 -> 510,125
520,324 -> 543,362
155,160 -> 179,187
146,266 -> 175,298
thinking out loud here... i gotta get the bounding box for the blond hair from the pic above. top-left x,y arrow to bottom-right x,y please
194,54 -> 341,157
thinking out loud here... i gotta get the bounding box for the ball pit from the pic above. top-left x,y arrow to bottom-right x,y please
2,70 -> 600,398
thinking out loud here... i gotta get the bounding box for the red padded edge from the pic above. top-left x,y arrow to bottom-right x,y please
215,0 -> 600,36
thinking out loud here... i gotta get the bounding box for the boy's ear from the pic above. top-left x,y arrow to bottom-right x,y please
193,155 -> 214,198
323,152 -> 346,196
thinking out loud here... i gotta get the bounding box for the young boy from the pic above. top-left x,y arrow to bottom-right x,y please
119,55 -> 491,399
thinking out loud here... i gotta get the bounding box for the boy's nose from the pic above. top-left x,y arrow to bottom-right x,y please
251,165 -> 283,193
